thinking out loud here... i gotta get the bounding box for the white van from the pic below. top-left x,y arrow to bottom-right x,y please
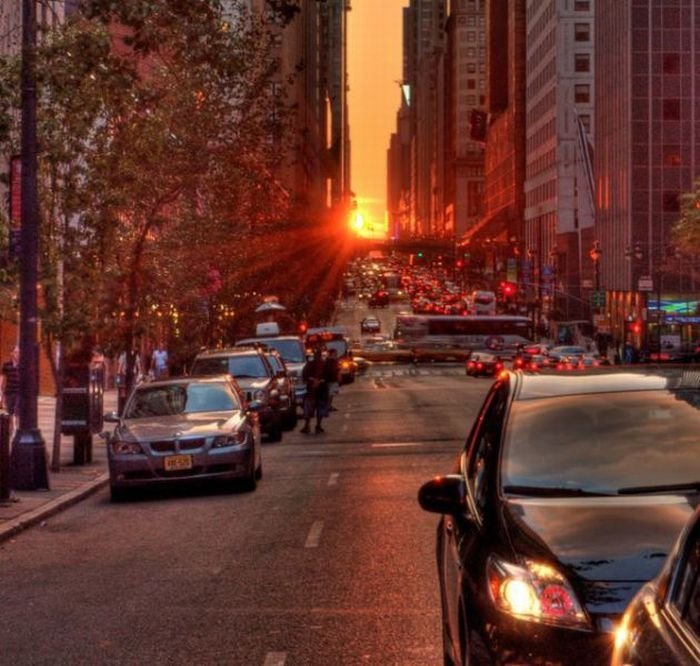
469,290 -> 497,315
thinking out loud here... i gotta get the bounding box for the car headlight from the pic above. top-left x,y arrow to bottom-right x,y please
212,431 -> 249,448
253,389 -> 266,401
110,440 -> 144,455
486,556 -> 591,630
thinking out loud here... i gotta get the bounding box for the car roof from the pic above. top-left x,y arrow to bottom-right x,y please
510,366 -> 700,401
195,347 -> 262,358
236,336 -> 303,344
140,374 -> 233,386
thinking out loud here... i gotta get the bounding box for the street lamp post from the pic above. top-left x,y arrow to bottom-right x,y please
10,0 -> 49,490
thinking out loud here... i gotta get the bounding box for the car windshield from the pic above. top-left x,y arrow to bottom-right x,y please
266,339 -> 305,363
192,355 -> 269,378
124,382 -> 239,418
502,390 -> 700,495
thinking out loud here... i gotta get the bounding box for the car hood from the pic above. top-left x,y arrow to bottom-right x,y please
503,495 -> 695,613
120,411 -> 244,440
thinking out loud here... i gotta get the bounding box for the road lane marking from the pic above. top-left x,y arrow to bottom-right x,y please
263,652 -> 287,666
342,424 -> 348,432
344,412 -> 351,419
328,473 -> 339,486
305,520 -> 324,548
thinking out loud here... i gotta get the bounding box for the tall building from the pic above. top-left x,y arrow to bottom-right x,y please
596,0 -> 700,349
460,0 -> 526,292
387,85 -> 411,239
404,0 -> 447,237
524,0 -> 595,321
443,0 -> 487,243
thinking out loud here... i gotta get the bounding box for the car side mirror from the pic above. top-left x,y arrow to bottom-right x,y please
418,474 -> 467,515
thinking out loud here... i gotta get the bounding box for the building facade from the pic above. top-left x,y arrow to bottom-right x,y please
524,0 -> 595,322
596,0 -> 700,351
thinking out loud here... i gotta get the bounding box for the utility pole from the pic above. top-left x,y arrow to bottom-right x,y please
10,0 -> 49,490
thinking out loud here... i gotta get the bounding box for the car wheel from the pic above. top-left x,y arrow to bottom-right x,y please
241,461 -> 258,492
266,427 -> 283,442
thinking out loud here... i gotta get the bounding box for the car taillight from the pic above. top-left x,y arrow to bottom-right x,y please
476,362 -> 483,370
495,363 -> 503,371
486,556 -> 590,630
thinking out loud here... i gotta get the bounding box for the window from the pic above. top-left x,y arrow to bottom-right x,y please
467,385 -> 506,513
663,99 -> 681,120
663,53 -> 681,74
574,23 -> 590,41
574,84 -> 590,103
574,0 -> 591,9
670,524 -> 700,636
663,191 -> 680,212
467,79 -> 476,89
663,145 -> 682,166
575,53 -> 590,72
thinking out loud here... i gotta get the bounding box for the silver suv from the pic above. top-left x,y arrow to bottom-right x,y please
235,335 -> 307,409
190,347 -> 284,442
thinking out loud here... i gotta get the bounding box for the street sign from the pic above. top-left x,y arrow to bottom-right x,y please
638,275 -> 653,292
591,290 -> 606,308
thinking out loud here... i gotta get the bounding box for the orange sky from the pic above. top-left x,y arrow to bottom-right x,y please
348,0 -> 406,237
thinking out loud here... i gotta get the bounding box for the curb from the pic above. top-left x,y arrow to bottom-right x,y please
0,472 -> 110,544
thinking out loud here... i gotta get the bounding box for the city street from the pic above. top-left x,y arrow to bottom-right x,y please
0,358 -> 491,665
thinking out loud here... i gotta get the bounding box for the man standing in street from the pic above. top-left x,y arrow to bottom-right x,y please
300,347 -> 331,434
0,346 -> 20,437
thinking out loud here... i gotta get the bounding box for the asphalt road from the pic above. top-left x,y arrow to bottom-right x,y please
0,299 -> 495,665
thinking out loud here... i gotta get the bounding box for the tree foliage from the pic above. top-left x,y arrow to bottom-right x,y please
0,0 -> 297,366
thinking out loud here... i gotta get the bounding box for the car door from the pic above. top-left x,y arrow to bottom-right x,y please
440,381 -> 509,657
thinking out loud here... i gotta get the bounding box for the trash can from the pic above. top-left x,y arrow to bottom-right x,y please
60,363 -> 105,464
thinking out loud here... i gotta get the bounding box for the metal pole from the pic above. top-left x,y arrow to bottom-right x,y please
10,0 -> 49,490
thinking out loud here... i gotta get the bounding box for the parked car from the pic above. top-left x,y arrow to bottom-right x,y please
465,351 -> 504,377
105,375 -> 262,501
259,349 -> 297,430
612,505 -> 700,666
418,367 -> 700,665
190,346 -> 284,441
360,316 -> 381,334
548,344 -> 589,362
235,335 -> 307,410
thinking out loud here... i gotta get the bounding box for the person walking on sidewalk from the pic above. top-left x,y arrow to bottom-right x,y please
150,342 -> 169,380
0,346 -> 20,437
300,347 -> 331,434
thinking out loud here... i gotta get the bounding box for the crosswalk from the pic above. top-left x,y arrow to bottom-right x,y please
357,365 -> 465,379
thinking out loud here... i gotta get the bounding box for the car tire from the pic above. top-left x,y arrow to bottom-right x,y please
241,461 -> 258,492
266,427 -> 283,443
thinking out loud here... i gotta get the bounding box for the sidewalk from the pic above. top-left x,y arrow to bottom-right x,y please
0,388 -> 117,543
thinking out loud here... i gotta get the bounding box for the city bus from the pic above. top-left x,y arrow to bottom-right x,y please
393,314 -> 533,353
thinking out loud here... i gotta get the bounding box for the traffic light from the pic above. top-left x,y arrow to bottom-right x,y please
298,321 -> 308,335
499,281 -> 517,301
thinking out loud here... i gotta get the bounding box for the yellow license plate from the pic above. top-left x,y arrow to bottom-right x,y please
163,455 -> 193,472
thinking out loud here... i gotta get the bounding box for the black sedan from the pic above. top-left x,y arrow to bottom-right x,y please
418,367 -> 700,665
465,351 -> 504,377
612,505 -> 700,666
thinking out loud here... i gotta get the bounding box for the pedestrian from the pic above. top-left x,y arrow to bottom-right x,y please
150,341 -> 169,380
325,348 -> 340,411
117,347 -> 142,387
0,345 -> 20,436
300,347 -> 331,434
